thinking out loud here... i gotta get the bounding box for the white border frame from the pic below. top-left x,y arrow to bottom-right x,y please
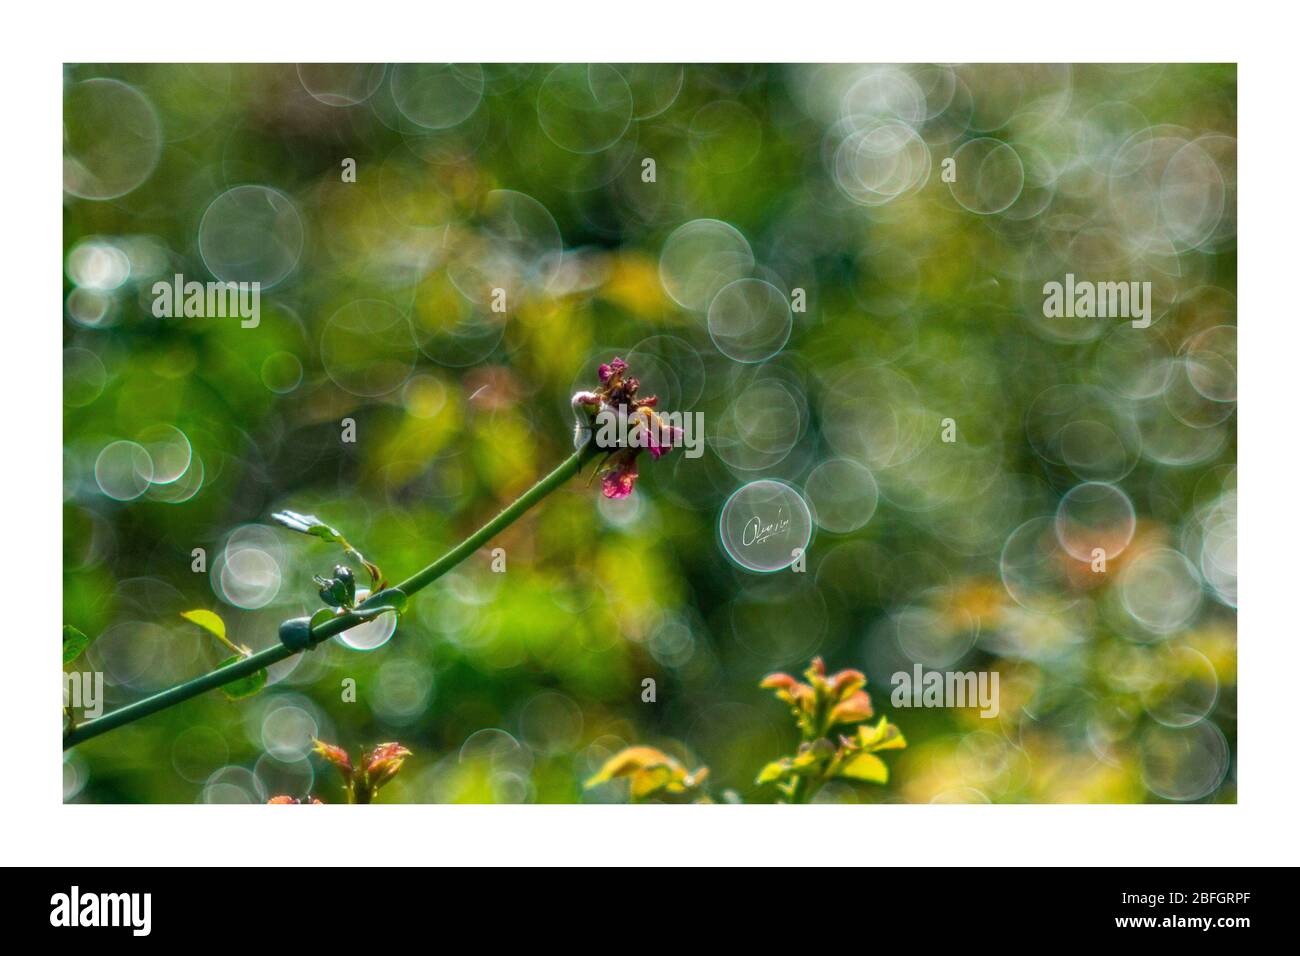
9,0 -> 1296,866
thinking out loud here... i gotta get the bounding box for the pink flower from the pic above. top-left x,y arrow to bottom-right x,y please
598,357 -> 628,384
573,356 -> 684,499
600,451 -> 639,499
637,406 -> 684,461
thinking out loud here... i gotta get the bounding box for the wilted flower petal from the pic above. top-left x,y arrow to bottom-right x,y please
573,356 -> 684,500
600,451 -> 639,499
598,358 -> 628,384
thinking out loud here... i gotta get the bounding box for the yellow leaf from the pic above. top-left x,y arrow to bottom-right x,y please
181,609 -> 226,641
791,748 -> 820,772
630,765 -> 676,800
836,751 -> 889,784
756,759 -> 789,784
584,746 -> 676,788
858,716 -> 907,753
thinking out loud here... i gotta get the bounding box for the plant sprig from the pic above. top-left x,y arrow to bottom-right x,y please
65,357 -> 679,753
271,510 -> 384,593
63,440 -> 601,749
180,609 -> 266,700
586,657 -> 907,804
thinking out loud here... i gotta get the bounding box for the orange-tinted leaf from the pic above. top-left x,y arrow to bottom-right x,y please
804,657 -> 828,692
363,742 -> 412,789
760,672 -> 798,691
830,689 -> 874,726
312,738 -> 354,777
829,668 -> 866,697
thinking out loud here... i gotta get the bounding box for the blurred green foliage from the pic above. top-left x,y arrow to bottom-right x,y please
63,64 -> 1235,804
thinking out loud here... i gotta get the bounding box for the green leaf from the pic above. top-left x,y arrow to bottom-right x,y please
182,608 -> 244,656
180,609 -> 226,642
216,655 -> 267,701
756,759 -> 789,784
835,751 -> 889,784
309,607 -> 336,631
354,605 -> 401,625
63,625 -> 93,664
790,744 -> 827,775
364,588 -> 408,615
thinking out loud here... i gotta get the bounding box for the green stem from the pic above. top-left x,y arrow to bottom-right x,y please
63,442 -> 598,750
392,442 -> 595,596
787,716 -> 824,805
